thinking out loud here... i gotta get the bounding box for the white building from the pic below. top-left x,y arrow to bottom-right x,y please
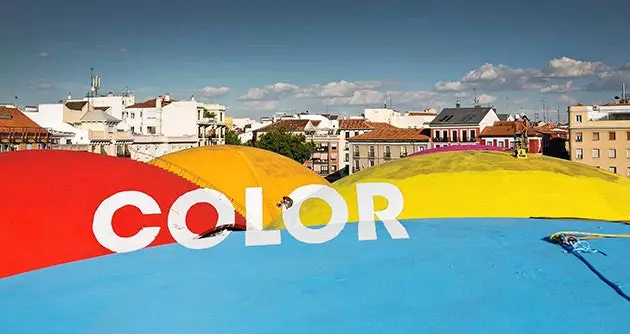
24,103 -> 89,145
364,107 -> 437,129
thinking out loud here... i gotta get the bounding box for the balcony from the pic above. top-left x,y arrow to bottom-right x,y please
197,117 -> 217,125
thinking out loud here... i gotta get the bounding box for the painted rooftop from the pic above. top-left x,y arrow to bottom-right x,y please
1,148 -> 630,333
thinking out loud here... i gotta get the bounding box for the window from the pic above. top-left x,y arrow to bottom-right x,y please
345,153 -> 349,162
369,160 -> 375,167
452,130 -> 458,142
609,149 -> 616,158
130,126 -> 135,133
593,132 -> 600,141
575,115 -> 582,123
627,132 -> 630,140
331,165 -> 337,173
345,142 -> 349,150
320,165 -> 329,175
609,166 -> 617,174
497,141 -> 504,147
470,130 -> 476,139
627,149 -> 630,158
147,126 -> 156,134
354,131 -> 359,137
401,146 -> 408,157
384,146 -> 391,159
26,144 -> 32,150
369,145 -> 375,158
592,149 -> 600,158
575,148 -> 583,160
575,132 -> 583,142
345,131 -> 350,138
462,130 -> 468,142
627,167 -> 630,177
331,143 -> 337,150
609,131 -> 616,140
418,146 -> 425,152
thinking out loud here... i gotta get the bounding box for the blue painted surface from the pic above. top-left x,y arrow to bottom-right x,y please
1,218 -> 630,333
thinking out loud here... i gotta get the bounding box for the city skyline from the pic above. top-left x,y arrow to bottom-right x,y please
3,0 -> 630,119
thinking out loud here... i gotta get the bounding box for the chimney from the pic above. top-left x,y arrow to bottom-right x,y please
164,93 -> 171,102
67,93 -> 72,100
156,96 -> 163,108
191,95 -> 195,102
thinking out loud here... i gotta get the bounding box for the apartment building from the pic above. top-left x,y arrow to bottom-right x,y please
568,96 -> 630,176
347,128 -> 430,174
428,106 -> 499,148
0,105 -> 52,152
478,121 -> 544,152
338,119 -> 395,172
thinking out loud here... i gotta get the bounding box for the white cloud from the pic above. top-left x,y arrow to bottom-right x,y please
243,100 -> 279,111
239,82 -> 299,101
540,81 -> 573,94
433,57 -> 612,93
543,57 -> 608,78
297,80 -> 383,98
38,52 -> 49,58
201,86 -> 230,97
582,68 -> 630,91
34,80 -> 54,90
477,94 -> 497,104
119,48 -> 127,53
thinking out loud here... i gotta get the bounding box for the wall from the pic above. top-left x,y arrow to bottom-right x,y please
349,141 -> 429,174
162,101 -> 198,137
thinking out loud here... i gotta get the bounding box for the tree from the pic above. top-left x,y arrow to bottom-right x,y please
225,129 -> 242,145
255,126 -> 315,164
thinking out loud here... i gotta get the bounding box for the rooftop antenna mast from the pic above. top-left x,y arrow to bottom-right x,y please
541,98 -> 547,122
90,68 -> 101,97
473,88 -> 479,106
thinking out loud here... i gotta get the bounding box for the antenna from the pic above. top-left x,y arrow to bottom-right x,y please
541,98 -> 547,122
13,96 -> 18,108
473,88 -> 479,106
623,82 -> 627,102
557,104 -> 560,124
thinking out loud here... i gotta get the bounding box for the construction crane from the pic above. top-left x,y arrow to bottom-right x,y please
513,114 -> 530,159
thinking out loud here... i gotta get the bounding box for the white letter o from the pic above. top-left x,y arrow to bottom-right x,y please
283,185 -> 348,244
168,188 -> 236,249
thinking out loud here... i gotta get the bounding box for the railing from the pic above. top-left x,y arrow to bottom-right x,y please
134,150 -> 256,229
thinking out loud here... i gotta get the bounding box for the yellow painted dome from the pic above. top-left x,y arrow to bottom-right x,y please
269,150 -> 630,229
149,145 -> 329,227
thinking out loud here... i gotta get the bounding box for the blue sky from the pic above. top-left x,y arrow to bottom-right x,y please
2,0 -> 630,119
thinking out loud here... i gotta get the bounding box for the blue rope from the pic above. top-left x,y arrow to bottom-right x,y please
559,237 -> 630,303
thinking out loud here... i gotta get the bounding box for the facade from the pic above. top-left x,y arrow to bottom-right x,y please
428,106 -> 499,148
338,119 -> 395,172
479,121 -> 544,153
347,128 -> 430,174
0,105 -> 52,152
568,98 -> 630,176
363,107 -> 437,129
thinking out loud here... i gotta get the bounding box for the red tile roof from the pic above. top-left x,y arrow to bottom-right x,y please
256,119 -> 310,132
339,119 -> 373,129
127,98 -> 174,109
310,120 -> 321,126
339,119 -> 397,130
348,128 -> 430,142
0,106 -> 49,134
479,121 -> 542,137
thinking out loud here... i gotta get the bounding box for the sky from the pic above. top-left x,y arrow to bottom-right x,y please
2,0 -> 630,120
